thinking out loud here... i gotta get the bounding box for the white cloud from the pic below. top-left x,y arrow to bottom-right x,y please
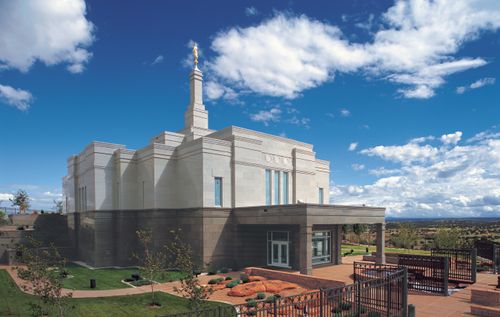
332,129 -> 500,217
360,143 -> 439,164
457,77 -> 495,94
250,107 -> 281,125
0,84 -> 33,111
0,193 -> 14,202
440,131 -> 462,145
205,81 -> 238,101
151,55 -> 164,65
0,0 -> 95,73
207,1 -> 500,100
398,85 -> 435,99
245,7 -> 258,16
287,116 -> 310,128
348,142 -> 358,151
340,108 -> 351,117
352,163 -> 365,171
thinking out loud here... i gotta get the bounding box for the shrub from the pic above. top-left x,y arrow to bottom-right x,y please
207,270 -> 217,275
273,294 -> 281,299
208,278 -> 224,285
225,279 -> 240,288
265,295 -> 276,303
220,267 -> 229,273
256,292 -> 266,300
367,312 -> 381,317
225,276 -> 232,281
240,273 -> 250,283
131,279 -> 152,286
246,300 -> 257,307
245,298 -> 253,302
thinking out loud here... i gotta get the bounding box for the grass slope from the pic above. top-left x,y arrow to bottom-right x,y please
0,270 -> 228,317
341,244 -> 431,256
64,263 -> 186,290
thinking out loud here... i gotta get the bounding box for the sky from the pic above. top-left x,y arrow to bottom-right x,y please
0,0 -> 499,217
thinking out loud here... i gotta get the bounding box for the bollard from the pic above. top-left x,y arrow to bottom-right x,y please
408,304 -> 416,317
90,278 -> 96,289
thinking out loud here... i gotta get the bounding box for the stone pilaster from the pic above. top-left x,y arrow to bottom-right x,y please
375,223 -> 386,264
299,225 -> 313,275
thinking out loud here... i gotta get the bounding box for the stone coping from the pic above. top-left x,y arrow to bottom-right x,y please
244,267 -> 345,290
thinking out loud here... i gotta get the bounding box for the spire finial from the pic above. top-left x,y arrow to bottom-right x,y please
192,42 -> 199,69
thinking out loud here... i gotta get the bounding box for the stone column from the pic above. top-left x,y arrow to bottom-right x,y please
336,225 -> 343,264
375,223 -> 386,264
299,225 -> 313,275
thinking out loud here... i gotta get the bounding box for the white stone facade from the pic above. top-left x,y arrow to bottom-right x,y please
63,67 -> 330,212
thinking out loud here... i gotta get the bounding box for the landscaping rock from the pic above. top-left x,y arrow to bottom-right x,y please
228,281 -> 267,297
262,280 -> 298,293
248,275 -> 267,282
227,280 -> 299,297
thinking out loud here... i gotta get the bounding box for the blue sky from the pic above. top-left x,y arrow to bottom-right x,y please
0,0 -> 499,217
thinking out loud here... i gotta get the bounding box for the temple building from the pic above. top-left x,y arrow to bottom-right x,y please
62,45 -> 386,274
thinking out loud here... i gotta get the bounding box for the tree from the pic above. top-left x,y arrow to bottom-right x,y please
166,229 -> 213,309
0,209 -> 7,225
352,224 -> 367,244
15,238 -> 72,317
433,228 -> 462,249
133,230 -> 166,307
53,199 -> 64,214
394,223 -> 419,249
341,224 -> 351,241
10,189 -> 30,214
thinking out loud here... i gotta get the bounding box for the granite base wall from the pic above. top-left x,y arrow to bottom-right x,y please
70,208 -> 236,269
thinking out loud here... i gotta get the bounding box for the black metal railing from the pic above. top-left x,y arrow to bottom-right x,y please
475,239 -> 500,274
354,255 -> 450,297
431,248 -> 476,283
162,267 -> 408,317
397,254 -> 449,296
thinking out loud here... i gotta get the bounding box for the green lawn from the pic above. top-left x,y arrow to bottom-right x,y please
341,244 -> 431,256
0,270 -> 229,317
64,263 -> 187,290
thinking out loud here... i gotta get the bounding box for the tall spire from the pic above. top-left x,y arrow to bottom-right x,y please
184,42 -> 208,132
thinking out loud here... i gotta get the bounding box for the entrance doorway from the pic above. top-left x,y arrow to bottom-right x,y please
267,231 -> 290,268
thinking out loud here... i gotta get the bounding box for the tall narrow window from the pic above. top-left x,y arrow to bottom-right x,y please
319,187 -> 324,204
282,172 -> 289,204
214,177 -> 222,207
274,171 -> 280,205
265,170 -> 271,205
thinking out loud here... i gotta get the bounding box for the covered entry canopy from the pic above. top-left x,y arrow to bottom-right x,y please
232,204 -> 386,275
233,204 -> 385,225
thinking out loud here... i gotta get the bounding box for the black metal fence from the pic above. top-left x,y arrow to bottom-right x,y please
397,254 -> 449,296
163,268 -> 408,317
354,255 -> 450,297
475,239 -> 500,274
431,248 -> 476,283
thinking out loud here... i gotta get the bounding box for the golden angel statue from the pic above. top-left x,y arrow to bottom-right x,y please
193,42 -> 199,67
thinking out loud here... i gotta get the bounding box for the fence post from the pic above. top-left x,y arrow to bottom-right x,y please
471,248 -> 477,283
402,268 -> 408,317
319,289 -> 324,317
356,283 -> 361,317
443,257 -> 449,296
273,297 -> 278,317
387,277 -> 392,317
408,304 -> 416,317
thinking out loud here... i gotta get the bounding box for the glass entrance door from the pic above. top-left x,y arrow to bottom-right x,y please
271,241 -> 289,267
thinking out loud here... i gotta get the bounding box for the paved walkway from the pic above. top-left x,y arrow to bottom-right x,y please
310,256 -> 499,317
3,258 -> 498,316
